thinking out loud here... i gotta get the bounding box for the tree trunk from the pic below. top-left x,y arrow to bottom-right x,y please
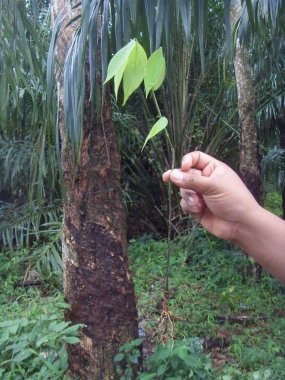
277,110 -> 285,220
50,2 -> 139,379
231,0 -> 263,280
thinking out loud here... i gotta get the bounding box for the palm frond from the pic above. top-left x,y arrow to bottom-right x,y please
262,148 -> 285,191
18,224 -> 63,279
238,0 -> 285,46
0,199 -> 62,250
1,0 -> 60,205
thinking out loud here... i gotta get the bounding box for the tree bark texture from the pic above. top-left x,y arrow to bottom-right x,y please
50,2 -> 139,379
230,0 -> 263,205
231,0 -> 262,280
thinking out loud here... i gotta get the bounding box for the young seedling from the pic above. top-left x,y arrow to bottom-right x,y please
105,39 -> 178,344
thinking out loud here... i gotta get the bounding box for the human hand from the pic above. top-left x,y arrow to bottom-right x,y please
163,151 -> 259,240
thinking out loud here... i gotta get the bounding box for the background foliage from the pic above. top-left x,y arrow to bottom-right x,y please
1,0 -> 285,377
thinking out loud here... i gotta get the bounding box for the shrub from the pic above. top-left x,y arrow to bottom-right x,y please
0,293 -> 84,379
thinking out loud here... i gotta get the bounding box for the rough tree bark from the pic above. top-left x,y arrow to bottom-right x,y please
50,1 -> 139,378
230,0 -> 263,279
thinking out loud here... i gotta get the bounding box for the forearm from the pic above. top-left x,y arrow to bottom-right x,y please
233,205 -> 285,284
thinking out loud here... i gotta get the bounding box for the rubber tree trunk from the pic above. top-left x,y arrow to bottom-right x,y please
50,2 -> 139,379
230,0 -> 263,280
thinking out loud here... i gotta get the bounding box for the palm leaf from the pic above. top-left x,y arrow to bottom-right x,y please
262,148 -> 285,191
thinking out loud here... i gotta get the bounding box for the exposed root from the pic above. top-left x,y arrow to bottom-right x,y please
156,300 -> 186,345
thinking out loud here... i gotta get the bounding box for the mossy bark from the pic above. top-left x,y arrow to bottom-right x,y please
50,1 -> 139,378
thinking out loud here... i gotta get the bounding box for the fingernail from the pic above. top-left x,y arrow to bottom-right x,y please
171,171 -> 183,182
191,203 -> 202,213
187,195 -> 195,205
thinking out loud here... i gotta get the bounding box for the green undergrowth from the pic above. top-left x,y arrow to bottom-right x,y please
127,228 -> 285,379
1,228 -> 285,379
0,250 -> 83,380
264,192 -> 283,218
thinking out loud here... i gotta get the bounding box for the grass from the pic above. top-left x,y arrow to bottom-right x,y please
1,226 -> 285,379
128,228 -> 285,379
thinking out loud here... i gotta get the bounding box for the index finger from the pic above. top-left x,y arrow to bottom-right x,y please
181,151 -> 220,174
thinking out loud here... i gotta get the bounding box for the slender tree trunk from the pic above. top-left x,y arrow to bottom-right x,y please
277,110 -> 285,220
230,0 -> 263,279
50,2 -> 139,379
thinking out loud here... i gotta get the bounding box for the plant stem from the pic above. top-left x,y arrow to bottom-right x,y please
151,89 -> 175,299
165,148 -> 175,296
151,90 -> 163,119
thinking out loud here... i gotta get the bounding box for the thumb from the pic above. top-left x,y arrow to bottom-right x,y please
170,169 -> 213,195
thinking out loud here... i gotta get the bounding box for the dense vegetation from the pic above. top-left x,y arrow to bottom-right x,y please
1,0 -> 285,378
1,225 -> 285,378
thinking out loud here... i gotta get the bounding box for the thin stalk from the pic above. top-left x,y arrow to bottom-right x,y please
165,148 -> 175,296
151,89 -> 175,298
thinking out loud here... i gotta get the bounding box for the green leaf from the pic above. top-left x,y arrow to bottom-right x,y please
141,117 -> 168,151
57,302 -> 71,309
58,345 -> 68,371
6,341 -> 28,354
36,333 -> 57,348
114,60 -> 128,100
140,374 -> 156,380
48,321 -> 58,332
52,321 -> 70,333
114,353 -> 125,362
13,349 -> 33,363
185,354 -> 199,367
7,324 -> 19,334
0,318 -> 28,328
38,356 -> 61,374
0,319 -> 22,334
128,353 -> 139,363
178,349 -> 187,361
151,346 -> 172,362
133,338 -> 143,346
63,336 -> 80,344
0,329 -> 9,343
144,47 -> 166,98
60,324 -> 85,335
104,39 -> 136,83
157,363 -> 167,377
171,356 -> 179,370
17,363 -> 26,377
123,41 -> 147,105
245,0 -> 255,30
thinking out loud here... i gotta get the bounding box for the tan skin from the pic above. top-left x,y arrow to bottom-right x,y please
163,151 -> 285,285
